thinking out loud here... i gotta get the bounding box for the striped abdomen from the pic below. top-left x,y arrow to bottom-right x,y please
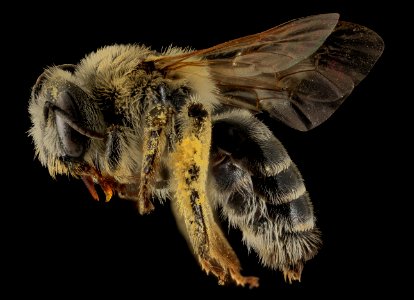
211,110 -> 321,280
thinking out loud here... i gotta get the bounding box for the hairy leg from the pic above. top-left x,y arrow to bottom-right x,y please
170,101 -> 258,287
138,104 -> 170,214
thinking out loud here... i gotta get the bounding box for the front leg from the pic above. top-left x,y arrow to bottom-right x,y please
170,101 -> 259,288
138,104 -> 170,214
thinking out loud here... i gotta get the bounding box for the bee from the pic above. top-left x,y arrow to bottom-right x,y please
28,13 -> 384,287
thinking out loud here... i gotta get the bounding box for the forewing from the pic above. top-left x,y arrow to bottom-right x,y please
211,21 -> 384,131
204,13 -> 340,73
156,13 -> 339,73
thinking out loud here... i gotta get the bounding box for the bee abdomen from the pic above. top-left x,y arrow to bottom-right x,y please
241,223 -> 321,275
252,161 -> 314,232
210,109 -> 321,278
257,192 -> 315,233
252,160 -> 306,205
242,190 -> 321,276
238,160 -> 320,276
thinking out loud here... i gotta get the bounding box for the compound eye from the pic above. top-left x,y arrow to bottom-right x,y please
32,64 -> 77,99
55,91 -> 85,158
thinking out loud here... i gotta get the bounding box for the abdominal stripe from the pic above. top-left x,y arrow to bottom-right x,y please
252,162 -> 306,205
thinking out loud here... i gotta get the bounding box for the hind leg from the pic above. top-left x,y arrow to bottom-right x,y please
170,101 -> 258,287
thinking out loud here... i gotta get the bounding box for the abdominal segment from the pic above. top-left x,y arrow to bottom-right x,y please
210,110 -> 321,281
213,158 -> 321,281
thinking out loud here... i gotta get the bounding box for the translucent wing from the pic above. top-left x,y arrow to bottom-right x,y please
210,21 -> 384,130
156,13 -> 384,131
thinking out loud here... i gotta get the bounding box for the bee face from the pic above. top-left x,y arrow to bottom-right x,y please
28,14 -> 383,287
29,66 -> 104,177
29,45 -> 162,179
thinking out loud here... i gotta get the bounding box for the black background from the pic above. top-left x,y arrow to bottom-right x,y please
3,0 -> 405,297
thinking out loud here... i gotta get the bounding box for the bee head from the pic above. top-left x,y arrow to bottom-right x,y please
28,65 -> 106,177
